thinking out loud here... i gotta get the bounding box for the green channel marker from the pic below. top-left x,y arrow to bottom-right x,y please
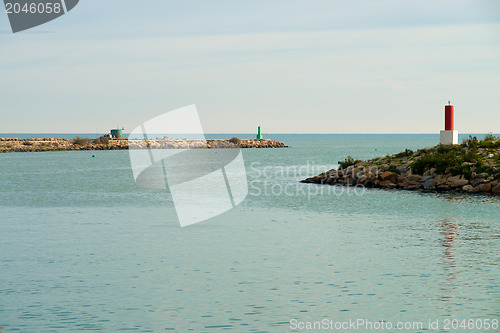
256,126 -> 263,139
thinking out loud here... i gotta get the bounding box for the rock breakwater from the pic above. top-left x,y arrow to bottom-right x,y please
0,137 -> 287,153
302,135 -> 500,195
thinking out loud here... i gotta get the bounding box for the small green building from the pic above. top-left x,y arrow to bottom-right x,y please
110,129 -> 122,139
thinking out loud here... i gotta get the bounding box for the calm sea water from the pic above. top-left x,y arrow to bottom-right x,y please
0,134 -> 498,332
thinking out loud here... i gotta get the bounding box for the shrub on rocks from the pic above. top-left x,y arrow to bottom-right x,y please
73,137 -> 92,146
94,136 -> 110,145
395,149 -> 414,158
228,137 -> 241,146
338,156 -> 362,169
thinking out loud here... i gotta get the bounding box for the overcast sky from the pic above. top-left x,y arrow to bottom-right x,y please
1,0 -> 499,134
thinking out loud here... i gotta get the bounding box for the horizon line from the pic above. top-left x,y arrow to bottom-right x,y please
0,132 -> 498,135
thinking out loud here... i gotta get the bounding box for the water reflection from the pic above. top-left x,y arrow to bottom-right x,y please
440,217 -> 459,303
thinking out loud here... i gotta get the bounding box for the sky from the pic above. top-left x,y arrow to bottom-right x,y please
1,0 -> 500,134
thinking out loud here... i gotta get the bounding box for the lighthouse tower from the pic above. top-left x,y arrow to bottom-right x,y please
440,102 -> 458,145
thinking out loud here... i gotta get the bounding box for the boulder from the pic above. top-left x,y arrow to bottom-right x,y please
325,178 -> 336,185
396,175 -> 407,183
355,171 -> 365,180
309,176 -> 323,183
470,178 -> 486,187
492,183 -> 500,194
434,174 -> 449,185
379,180 -> 397,188
479,182 -> 492,193
398,180 -> 409,188
436,184 -> 451,191
462,185 -> 479,193
423,179 -> 436,190
379,171 -> 398,183
396,165 -> 409,174
408,175 -> 422,182
351,168 -> 361,175
349,178 -> 358,186
420,175 -> 433,182
345,166 -> 355,173
423,168 -> 436,176
361,179 -> 375,187
449,175 -> 469,188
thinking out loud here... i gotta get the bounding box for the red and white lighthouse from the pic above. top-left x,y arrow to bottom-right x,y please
440,101 -> 458,145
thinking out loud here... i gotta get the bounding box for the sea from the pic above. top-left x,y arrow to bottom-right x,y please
0,134 -> 499,332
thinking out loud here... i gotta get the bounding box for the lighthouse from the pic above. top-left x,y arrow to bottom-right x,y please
440,102 -> 458,145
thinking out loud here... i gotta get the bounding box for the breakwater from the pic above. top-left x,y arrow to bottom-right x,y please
302,136 -> 500,195
0,137 -> 287,153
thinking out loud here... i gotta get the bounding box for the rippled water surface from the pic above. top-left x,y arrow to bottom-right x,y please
1,134 -> 499,332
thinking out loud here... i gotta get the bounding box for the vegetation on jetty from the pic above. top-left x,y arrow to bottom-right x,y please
302,134 -> 500,195
0,136 -> 287,153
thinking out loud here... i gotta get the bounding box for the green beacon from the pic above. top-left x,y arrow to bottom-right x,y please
256,126 -> 263,139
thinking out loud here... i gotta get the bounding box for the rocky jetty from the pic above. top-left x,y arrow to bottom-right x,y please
128,138 -> 286,149
302,135 -> 500,195
0,137 -> 287,153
